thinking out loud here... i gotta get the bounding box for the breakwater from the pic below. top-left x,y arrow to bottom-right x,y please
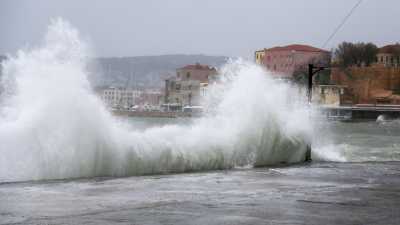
321,105 -> 400,121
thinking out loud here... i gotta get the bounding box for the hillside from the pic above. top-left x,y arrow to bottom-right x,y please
88,54 -> 229,89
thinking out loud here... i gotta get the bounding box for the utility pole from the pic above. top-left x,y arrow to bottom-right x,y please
305,64 -> 328,162
308,64 -> 327,103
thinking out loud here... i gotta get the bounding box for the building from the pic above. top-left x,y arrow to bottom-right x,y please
101,87 -> 142,109
136,90 -> 162,110
312,85 -> 352,106
255,49 -> 265,64
256,44 -> 330,78
331,66 -> 400,105
199,83 -> 208,98
376,44 -> 400,67
164,63 -> 217,110
99,86 -> 163,111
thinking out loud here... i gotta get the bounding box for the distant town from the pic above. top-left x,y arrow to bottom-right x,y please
1,42 -> 400,119
254,42 -> 400,120
255,43 -> 400,106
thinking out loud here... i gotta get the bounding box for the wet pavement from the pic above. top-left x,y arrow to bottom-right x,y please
1,162 -> 400,225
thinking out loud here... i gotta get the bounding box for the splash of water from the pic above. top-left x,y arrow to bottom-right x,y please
0,19 -> 323,182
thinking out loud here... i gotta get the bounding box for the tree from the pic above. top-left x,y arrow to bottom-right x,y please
333,42 -> 354,67
356,42 -> 379,66
334,42 -> 378,68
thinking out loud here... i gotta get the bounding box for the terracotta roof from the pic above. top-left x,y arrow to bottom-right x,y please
379,44 -> 400,54
179,63 -> 216,71
265,44 -> 329,53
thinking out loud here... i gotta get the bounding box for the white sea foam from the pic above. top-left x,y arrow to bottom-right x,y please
0,19 -> 334,182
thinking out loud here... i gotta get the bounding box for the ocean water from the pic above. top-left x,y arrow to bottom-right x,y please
314,120 -> 400,162
1,118 -> 399,225
124,117 -> 400,162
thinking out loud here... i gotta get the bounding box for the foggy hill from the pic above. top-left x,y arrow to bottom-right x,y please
88,54 -> 229,89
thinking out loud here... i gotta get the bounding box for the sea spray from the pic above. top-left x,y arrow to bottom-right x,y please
1,18 -> 319,182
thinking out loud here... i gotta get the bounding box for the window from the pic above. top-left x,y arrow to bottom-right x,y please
188,93 -> 192,105
177,72 -> 180,78
186,72 -> 191,79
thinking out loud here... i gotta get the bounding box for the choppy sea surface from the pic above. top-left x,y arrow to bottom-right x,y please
1,119 -> 399,225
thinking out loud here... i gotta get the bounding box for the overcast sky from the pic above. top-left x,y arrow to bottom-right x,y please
1,0 -> 399,58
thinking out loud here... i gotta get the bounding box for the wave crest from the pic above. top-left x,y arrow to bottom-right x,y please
0,19 -> 313,182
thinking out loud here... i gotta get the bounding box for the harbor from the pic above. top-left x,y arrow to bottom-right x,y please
112,110 -> 193,118
320,104 -> 400,121
1,1 -> 400,224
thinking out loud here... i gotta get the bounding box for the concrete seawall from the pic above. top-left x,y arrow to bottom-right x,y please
321,105 -> 400,121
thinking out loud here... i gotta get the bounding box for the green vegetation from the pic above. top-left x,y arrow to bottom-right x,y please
334,42 -> 378,68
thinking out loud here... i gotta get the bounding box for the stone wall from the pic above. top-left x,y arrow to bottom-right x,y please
331,66 -> 400,104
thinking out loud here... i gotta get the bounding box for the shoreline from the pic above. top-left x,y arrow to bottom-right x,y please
111,110 -> 196,118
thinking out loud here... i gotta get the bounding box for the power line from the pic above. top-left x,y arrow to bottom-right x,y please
322,0 -> 363,48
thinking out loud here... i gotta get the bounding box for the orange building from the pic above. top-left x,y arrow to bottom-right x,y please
164,63 -> 217,108
376,44 -> 400,67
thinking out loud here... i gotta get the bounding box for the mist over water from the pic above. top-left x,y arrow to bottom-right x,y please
0,19 -> 333,182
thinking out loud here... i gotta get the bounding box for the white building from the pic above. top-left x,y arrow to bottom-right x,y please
200,83 -> 208,98
101,87 -> 141,109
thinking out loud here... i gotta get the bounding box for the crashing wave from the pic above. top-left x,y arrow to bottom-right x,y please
0,18 -> 314,182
